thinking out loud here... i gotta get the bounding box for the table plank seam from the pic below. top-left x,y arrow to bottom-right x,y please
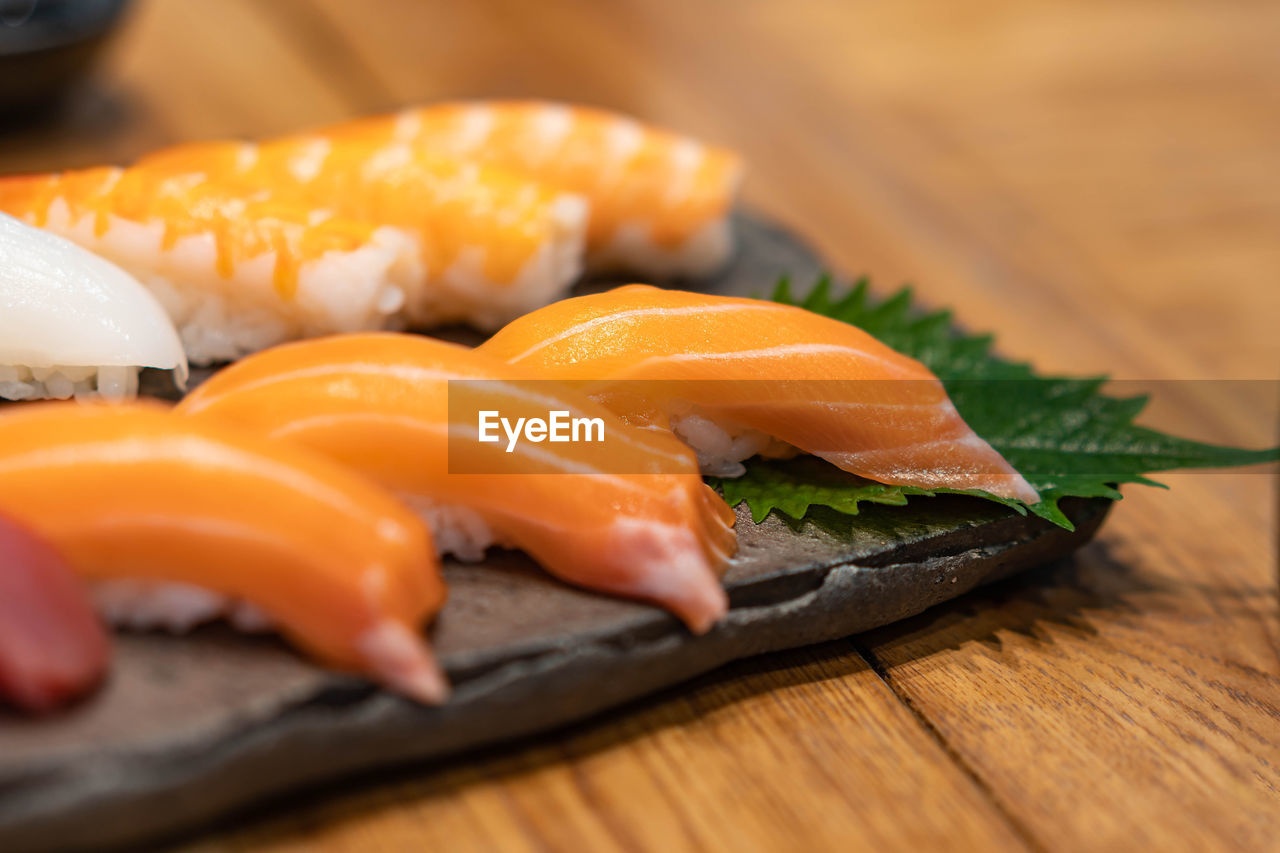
849,637 -> 1046,853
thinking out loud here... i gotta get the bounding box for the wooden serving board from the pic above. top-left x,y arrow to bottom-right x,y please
0,215 -> 1111,852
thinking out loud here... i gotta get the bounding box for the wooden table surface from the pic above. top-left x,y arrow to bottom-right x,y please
5,1 -> 1277,850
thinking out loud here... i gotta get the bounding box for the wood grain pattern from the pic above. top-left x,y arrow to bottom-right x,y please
186,646 -> 1029,853
2,1 -> 1276,850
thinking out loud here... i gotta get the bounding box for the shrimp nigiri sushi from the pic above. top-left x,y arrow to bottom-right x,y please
480,285 -> 1039,503
138,139 -> 590,331
0,153 -> 586,362
176,333 -> 736,632
0,402 -> 448,703
0,168 -> 423,364
0,513 -> 110,713
0,211 -> 187,400
317,100 -> 744,277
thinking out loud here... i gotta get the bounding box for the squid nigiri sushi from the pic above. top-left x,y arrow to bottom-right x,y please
316,100 -> 744,277
0,513 -> 110,713
0,402 -> 448,703
0,211 -> 187,400
480,285 -> 1039,503
176,333 -> 736,632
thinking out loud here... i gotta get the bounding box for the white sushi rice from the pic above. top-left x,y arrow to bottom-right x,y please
671,413 -> 795,477
40,198 -> 425,365
400,494 -> 502,561
0,364 -> 139,402
591,217 -> 734,279
92,579 -> 274,634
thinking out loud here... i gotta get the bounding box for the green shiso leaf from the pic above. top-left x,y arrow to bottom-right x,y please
716,276 -> 1279,531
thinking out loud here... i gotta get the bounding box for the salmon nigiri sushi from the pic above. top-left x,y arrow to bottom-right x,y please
0,402 -> 448,703
315,100 -> 744,277
176,333 -> 736,633
480,285 -> 1039,504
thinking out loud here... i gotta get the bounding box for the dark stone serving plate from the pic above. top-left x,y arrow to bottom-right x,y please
0,214 -> 1112,852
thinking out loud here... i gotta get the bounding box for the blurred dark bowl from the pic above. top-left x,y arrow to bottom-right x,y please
0,0 -> 130,121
